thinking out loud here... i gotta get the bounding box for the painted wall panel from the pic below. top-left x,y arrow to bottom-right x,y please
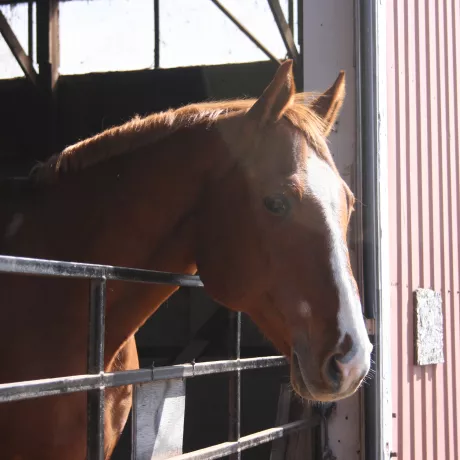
304,1 -> 364,459
386,1 -> 460,458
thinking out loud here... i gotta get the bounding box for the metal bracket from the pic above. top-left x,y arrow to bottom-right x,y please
365,318 -> 376,336
314,403 -> 337,460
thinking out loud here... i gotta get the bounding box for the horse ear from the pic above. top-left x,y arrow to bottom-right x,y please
310,71 -> 346,137
247,60 -> 296,125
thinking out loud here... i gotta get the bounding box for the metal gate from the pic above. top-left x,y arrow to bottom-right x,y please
0,254 -> 312,460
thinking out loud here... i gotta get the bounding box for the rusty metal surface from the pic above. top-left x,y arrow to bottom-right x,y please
387,0 -> 460,458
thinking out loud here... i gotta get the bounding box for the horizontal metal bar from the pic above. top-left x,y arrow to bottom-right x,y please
0,356 -> 287,403
0,255 -> 203,287
168,419 -> 316,460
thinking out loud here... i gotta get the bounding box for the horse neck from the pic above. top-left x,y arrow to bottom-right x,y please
84,125 -> 222,365
4,124 -> 223,368
15,124 -> 217,266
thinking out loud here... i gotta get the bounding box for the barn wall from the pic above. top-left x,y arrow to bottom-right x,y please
386,1 -> 460,458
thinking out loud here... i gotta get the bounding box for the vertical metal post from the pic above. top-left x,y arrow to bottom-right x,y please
359,0 -> 389,458
154,0 -> 160,68
295,0 -> 304,92
87,278 -> 106,460
36,0 -> 59,158
228,310 -> 241,460
288,0 -> 294,35
28,1 -> 34,62
36,0 -> 59,92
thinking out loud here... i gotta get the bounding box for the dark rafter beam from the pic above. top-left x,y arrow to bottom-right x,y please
267,0 -> 300,63
0,10 -> 39,86
28,1 -> 33,60
210,0 -> 280,64
154,0 -> 159,68
288,0 -> 294,33
37,0 -> 60,92
36,0 -> 60,156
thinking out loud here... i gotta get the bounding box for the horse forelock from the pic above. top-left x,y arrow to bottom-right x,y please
31,94 -> 334,184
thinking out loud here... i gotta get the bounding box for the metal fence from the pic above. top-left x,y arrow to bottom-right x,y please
0,254 -> 311,460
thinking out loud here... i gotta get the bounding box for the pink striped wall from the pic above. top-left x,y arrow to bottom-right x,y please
386,1 -> 460,458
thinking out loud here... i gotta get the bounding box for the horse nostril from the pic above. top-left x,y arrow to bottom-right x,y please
323,353 -> 343,389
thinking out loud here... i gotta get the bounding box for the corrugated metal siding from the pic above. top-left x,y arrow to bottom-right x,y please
386,1 -> 460,458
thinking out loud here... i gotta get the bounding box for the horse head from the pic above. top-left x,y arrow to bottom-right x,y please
196,61 -> 372,402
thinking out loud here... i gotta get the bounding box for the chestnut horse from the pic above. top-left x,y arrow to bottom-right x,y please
0,61 -> 371,459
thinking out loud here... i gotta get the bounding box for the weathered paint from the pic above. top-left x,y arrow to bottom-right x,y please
386,1 -> 460,458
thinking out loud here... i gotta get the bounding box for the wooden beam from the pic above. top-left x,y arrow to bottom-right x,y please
0,10 -> 39,86
36,0 -> 60,156
132,379 -> 186,459
268,0 -> 300,63
37,0 -> 59,92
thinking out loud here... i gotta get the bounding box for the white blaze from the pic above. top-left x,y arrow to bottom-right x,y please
305,153 -> 372,360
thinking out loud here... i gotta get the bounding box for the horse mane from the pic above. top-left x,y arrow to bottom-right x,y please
32,93 -> 331,183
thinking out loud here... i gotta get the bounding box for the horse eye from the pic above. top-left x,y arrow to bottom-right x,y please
264,194 -> 290,216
